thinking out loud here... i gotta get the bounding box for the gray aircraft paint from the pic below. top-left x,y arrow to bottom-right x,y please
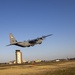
7,33 -> 52,47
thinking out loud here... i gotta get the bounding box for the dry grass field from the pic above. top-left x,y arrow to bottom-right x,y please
0,60 -> 75,75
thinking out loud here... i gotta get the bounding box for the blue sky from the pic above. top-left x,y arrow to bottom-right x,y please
0,0 -> 75,62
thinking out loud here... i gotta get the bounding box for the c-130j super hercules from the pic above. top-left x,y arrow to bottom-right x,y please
7,33 -> 52,47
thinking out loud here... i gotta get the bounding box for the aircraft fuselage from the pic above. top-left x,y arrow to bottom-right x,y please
14,39 -> 42,47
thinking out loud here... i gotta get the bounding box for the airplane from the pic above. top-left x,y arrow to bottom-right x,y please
7,33 -> 53,47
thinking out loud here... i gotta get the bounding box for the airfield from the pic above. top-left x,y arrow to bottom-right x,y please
0,60 -> 75,75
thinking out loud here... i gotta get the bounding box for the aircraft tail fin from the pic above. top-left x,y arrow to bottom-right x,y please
9,33 -> 17,44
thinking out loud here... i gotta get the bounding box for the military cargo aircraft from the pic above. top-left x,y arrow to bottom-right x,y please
7,33 -> 52,47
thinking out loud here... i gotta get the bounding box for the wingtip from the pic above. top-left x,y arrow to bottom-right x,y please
49,34 -> 53,36
47,34 -> 53,37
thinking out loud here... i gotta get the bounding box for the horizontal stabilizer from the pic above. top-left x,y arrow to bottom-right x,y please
6,44 -> 13,46
6,42 -> 18,46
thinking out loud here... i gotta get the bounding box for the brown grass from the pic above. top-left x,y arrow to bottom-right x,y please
0,61 -> 75,75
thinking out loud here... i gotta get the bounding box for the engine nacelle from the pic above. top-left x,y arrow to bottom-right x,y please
36,40 -> 42,44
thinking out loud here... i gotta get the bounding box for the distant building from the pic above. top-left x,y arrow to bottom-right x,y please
9,61 -> 13,64
15,50 -> 22,64
13,60 -> 16,64
56,59 -> 60,62
35,59 -> 42,63
22,60 -> 26,63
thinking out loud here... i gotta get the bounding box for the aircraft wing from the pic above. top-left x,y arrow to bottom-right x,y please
29,34 -> 53,44
38,34 -> 53,39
